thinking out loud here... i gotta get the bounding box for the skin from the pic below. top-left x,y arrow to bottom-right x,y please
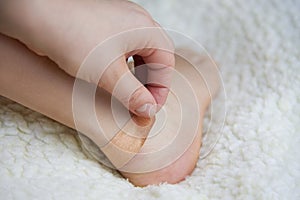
0,0 -> 221,186
0,34 -> 220,186
0,0 -> 175,118
121,49 -> 220,186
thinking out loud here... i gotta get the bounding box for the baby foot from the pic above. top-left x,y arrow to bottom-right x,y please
98,48 -> 221,186
0,34 -> 220,187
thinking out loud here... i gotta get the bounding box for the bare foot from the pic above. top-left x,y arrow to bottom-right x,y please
0,34 -> 220,186
120,49 -> 220,186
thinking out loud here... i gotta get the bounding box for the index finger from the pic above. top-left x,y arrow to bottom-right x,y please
135,47 -> 175,109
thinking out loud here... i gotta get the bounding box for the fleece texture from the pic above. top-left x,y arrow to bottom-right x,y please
0,0 -> 299,199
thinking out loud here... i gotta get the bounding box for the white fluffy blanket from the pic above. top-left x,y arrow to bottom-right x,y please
0,0 -> 299,199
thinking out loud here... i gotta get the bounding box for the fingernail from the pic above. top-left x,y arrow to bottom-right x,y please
136,104 -> 156,118
148,105 -> 157,117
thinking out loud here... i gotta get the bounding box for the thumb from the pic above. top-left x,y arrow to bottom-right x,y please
99,56 -> 157,118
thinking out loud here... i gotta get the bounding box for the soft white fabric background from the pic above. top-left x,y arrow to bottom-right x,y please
0,0 -> 299,199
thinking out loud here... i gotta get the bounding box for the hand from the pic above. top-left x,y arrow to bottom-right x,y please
0,0 -> 175,118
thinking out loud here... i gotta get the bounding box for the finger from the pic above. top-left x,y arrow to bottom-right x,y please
136,48 -> 175,108
99,56 -> 157,118
147,86 -> 170,110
